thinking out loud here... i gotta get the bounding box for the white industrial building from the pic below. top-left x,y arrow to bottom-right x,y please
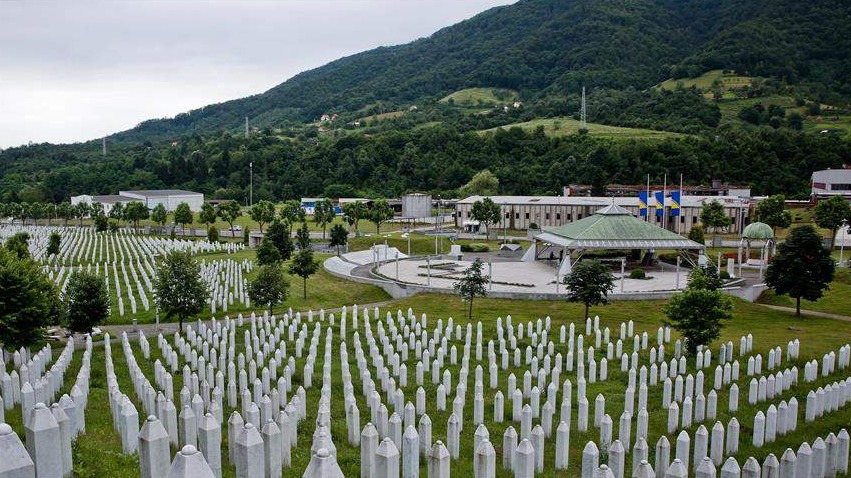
812,169 -> 851,199
71,189 -> 204,213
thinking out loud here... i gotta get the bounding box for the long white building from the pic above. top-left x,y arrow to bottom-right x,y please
71,189 -> 204,213
455,194 -> 750,234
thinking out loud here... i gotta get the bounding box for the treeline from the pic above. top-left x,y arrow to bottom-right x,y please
2,123 -> 848,204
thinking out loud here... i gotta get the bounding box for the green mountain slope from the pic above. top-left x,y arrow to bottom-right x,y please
111,0 -> 850,143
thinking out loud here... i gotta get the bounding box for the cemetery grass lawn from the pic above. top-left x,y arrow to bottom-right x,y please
756,269 -> 851,317
35,290 -> 851,477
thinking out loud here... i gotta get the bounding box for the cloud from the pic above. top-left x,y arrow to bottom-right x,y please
0,0 -> 516,147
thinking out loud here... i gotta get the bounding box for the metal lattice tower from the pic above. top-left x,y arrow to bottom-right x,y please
580,86 -> 587,130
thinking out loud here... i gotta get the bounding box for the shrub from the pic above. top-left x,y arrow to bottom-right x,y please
529,222 -> 540,230
208,226 -> 219,243
719,270 -> 731,280
460,243 -> 490,253
629,268 -> 646,279
688,225 -> 705,245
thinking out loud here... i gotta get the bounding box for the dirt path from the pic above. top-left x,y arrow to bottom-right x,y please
755,303 -> 851,322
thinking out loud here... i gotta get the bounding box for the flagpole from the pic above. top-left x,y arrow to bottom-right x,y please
678,173 -> 683,235
646,174 -> 650,223
663,173 -> 667,230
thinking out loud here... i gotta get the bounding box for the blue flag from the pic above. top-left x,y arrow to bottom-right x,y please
671,191 -> 681,216
638,191 -> 648,216
654,191 -> 664,216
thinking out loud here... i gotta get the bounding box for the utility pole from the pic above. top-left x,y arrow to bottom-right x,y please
245,117 -> 249,138
102,137 -> 106,156
249,162 -> 253,207
580,86 -> 587,130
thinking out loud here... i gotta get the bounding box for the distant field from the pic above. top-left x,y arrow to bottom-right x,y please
439,87 -> 517,106
655,69 -> 755,93
478,116 -> 683,140
716,95 -> 797,123
358,110 -> 406,123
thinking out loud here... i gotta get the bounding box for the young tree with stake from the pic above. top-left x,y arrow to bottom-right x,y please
563,260 -> 615,320
453,258 -> 490,321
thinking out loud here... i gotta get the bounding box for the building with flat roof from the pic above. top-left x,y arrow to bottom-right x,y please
456,194 -> 750,234
71,189 -> 204,213
812,169 -> 851,199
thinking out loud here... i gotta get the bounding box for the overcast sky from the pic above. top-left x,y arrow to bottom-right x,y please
0,0 -> 516,148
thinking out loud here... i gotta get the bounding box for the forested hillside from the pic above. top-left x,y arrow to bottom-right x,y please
105,0 -> 851,142
2,0 -> 851,203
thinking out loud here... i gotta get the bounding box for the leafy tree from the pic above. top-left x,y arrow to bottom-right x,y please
663,284 -> 733,356
369,198 -> 395,234
199,202 -> 218,228
217,200 -> 242,235
296,222 -> 311,250
155,250 -> 210,331
329,223 -> 348,256
47,232 -> 61,258
63,271 -> 109,334
814,196 -> 851,248
56,202 -> 75,226
0,246 -> 59,350
151,203 -> 169,230
289,247 -> 319,299
250,200 -> 276,233
765,225 -> 835,316
207,226 -> 219,243
687,225 -> 705,245
459,169 -> 499,197
278,199 -> 305,236
563,259 -> 615,320
94,213 -> 109,233
109,202 -> 125,226
90,202 -> 104,218
453,258 -> 490,321
248,264 -> 289,314
471,197 -> 502,238
313,198 -> 336,239
688,265 -> 723,291
75,202 -> 90,227
342,201 -> 367,232
5,232 -> 30,259
265,220 -> 294,260
108,220 -> 119,233
124,201 -> 150,231
173,202 -> 194,236
256,238 -> 282,265
243,227 -> 250,246
755,194 -> 791,233
700,200 -> 732,233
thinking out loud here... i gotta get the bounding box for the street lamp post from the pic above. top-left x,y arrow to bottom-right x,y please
840,219 -> 848,267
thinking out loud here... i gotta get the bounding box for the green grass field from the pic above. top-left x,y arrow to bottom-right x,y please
757,269 -> 851,317
479,117 -> 683,141
439,88 -> 518,106
655,70 -> 755,94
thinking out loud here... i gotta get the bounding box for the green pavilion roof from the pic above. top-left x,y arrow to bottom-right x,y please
534,204 -> 704,250
742,222 -> 774,240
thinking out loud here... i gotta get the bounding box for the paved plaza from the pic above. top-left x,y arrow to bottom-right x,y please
373,257 -> 690,295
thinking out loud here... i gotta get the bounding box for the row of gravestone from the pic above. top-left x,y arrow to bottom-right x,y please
579,427 -> 850,478
0,336 -> 92,478
158,308 -> 844,476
